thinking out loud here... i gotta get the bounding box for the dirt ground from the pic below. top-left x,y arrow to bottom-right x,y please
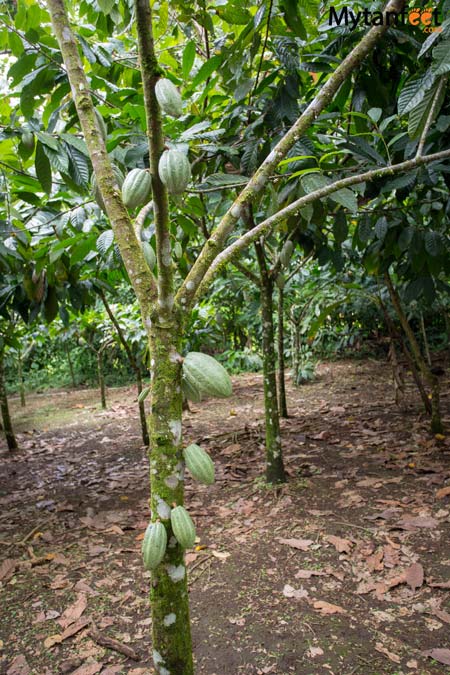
1,358 -> 449,675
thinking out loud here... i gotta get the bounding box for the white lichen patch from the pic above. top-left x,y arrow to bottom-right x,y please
150,358 -> 155,367
266,149 -> 277,163
145,317 -> 152,328
159,668 -> 170,675
168,535 -> 178,548
156,497 -> 171,520
153,650 -> 164,666
162,254 -> 172,267
163,613 -> 176,627
62,27 -> 72,42
186,281 -> 194,291
167,564 -> 186,582
231,204 -> 242,218
164,474 -> 179,489
169,350 -> 182,363
169,420 -> 182,445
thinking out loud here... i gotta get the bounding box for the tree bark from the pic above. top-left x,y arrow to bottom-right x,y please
277,286 -> 288,418
385,274 -> 442,433
17,350 -> 25,407
255,241 -> 286,484
0,351 -> 18,450
419,313 -> 432,366
148,319 -> 193,675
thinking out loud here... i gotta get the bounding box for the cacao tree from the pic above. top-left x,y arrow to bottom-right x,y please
4,0 -> 450,671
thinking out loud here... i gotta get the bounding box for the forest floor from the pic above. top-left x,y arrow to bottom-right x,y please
1,358 -> 450,675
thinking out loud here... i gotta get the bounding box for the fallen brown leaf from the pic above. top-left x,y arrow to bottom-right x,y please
422,648 -> 450,666
69,662 -> 103,675
404,562 -> 424,591
6,655 -> 31,675
375,642 -> 401,664
282,584 -> 309,600
276,537 -> 314,551
58,593 -> 87,629
436,486 -> 450,499
313,600 -> 346,615
295,569 -> 326,579
325,535 -> 353,554
0,559 -> 18,582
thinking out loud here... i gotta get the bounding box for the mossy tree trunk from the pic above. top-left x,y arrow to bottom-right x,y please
385,274 -> 442,433
277,286 -> 288,418
0,350 -> 18,451
147,318 -> 193,674
255,241 -> 286,484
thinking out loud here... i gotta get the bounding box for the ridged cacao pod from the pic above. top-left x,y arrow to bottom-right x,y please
182,352 -> 232,399
275,273 -> 285,290
91,165 -> 124,212
181,371 -> 203,403
183,444 -> 215,485
142,521 -> 167,570
155,78 -> 183,118
158,150 -> 191,194
21,131 -> 35,151
122,169 -> 152,209
142,241 -> 156,270
170,506 -> 196,549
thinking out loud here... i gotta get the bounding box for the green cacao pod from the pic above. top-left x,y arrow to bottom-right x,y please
21,131 -> 35,151
280,240 -> 294,268
122,168 -> 152,209
170,506 -> 196,549
155,78 -> 183,118
158,150 -> 191,194
181,371 -> 203,403
275,273 -> 285,290
183,444 -> 215,485
142,241 -> 156,270
91,165 -> 124,212
142,520 -> 167,570
94,108 -> 107,141
182,352 -> 232,399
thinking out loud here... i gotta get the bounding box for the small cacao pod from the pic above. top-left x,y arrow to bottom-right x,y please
170,506 -> 196,549
275,273 -> 285,290
158,149 -> 191,194
21,131 -> 35,151
142,241 -> 156,270
155,78 -> 183,118
280,240 -> 294,268
122,168 -> 152,209
142,521 -> 167,570
183,444 -> 215,485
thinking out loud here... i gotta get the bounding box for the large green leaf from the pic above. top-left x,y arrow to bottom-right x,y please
397,70 -> 435,116
35,141 -> 52,194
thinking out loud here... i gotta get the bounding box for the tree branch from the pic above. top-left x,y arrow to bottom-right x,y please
175,0 -> 405,310
134,0 -> 174,316
416,75 -> 448,158
197,148 -> 450,297
46,0 -> 156,320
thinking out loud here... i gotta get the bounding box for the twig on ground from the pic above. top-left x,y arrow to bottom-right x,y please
88,625 -> 140,661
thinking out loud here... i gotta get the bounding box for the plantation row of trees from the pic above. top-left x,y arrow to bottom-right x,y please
1,0 -> 449,671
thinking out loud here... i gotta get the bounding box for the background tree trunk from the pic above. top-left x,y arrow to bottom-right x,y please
277,286 -> 288,418
0,351 -> 18,450
97,352 -> 106,410
255,241 -> 286,484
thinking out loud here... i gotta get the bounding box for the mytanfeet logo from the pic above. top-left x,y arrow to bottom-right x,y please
328,5 -> 443,32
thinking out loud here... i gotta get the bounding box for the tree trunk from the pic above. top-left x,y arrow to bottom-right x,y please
277,286 -> 288,418
255,242 -> 286,484
66,344 -> 76,387
419,313 -> 432,366
97,352 -> 106,409
148,321 -> 193,675
385,275 -> 442,433
17,352 -> 26,407
99,289 -> 150,445
0,351 -> 18,450
136,369 -> 150,446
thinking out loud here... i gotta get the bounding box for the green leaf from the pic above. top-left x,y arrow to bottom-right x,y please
408,79 -> 446,139
97,0 -> 115,14
182,40 -> 196,79
35,141 -> 52,194
398,70 -> 435,116
191,55 -> 222,88
432,38 -> 450,75
424,230 -> 441,256
375,216 -> 388,241
44,285 -> 58,323
97,230 -> 115,255
358,215 -> 373,243
333,211 -> 348,244
216,4 -> 251,25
